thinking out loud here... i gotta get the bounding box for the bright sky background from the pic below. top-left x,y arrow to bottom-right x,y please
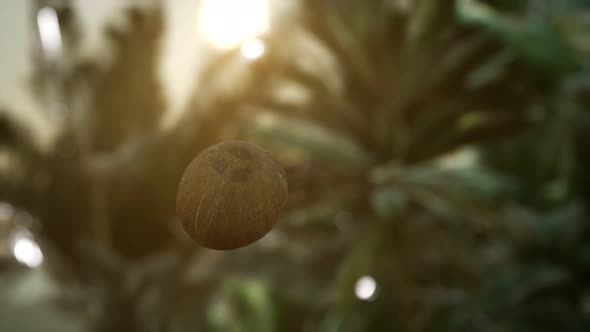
0,0 -> 296,146
0,0 -> 202,134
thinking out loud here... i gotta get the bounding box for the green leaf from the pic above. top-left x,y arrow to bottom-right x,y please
245,112 -> 375,168
484,264 -> 572,310
456,0 -> 584,76
208,278 -> 274,332
370,187 -> 408,219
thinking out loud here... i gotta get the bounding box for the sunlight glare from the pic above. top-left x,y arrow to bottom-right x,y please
199,0 -> 270,50
240,38 -> 266,60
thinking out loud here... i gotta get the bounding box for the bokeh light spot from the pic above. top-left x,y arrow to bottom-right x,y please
355,275 -> 377,301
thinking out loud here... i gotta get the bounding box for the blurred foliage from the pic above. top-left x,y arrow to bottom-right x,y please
1,0 -> 590,331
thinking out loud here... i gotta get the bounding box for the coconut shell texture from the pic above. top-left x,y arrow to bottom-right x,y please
176,141 -> 288,250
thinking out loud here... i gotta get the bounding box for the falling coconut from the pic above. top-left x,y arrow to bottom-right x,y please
176,141 -> 288,250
